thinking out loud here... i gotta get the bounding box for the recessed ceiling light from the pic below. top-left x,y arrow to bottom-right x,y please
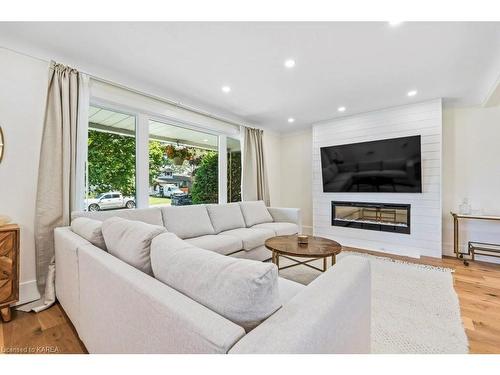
407,90 -> 418,97
287,118 -> 295,123
221,86 -> 231,93
388,21 -> 403,27
337,106 -> 346,112
284,59 -> 296,68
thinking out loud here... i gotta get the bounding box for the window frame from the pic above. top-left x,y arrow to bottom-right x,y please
80,96 -> 241,210
147,116 -> 222,206
83,102 -> 138,211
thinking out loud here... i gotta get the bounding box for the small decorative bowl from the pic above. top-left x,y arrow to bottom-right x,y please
297,235 -> 309,244
0,215 -> 12,227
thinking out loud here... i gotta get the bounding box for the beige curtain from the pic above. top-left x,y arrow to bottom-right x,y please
241,127 -> 270,206
32,62 -> 79,312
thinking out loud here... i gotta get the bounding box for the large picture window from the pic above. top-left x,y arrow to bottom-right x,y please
148,120 -> 219,206
80,98 -> 241,211
85,106 -> 136,211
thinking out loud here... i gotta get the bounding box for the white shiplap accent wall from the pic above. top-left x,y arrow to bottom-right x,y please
312,99 -> 442,258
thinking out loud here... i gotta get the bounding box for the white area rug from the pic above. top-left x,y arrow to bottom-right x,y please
278,251 -> 469,354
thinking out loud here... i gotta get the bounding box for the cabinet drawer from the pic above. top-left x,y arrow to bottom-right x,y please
0,227 -> 18,306
0,231 -> 16,257
0,256 -> 12,279
0,251 -> 14,304
0,278 -> 13,302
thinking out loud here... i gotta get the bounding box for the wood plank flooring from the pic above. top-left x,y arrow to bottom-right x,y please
0,251 -> 499,354
0,303 -> 86,354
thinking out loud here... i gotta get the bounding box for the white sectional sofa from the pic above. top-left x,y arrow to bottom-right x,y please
73,201 -> 301,261
54,201 -> 371,353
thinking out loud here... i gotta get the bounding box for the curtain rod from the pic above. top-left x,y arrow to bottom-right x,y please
1,45 -> 249,129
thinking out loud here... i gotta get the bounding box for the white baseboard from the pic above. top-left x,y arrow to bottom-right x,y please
15,279 -> 41,306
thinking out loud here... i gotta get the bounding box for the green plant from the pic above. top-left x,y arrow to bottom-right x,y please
227,151 -> 241,202
165,145 -> 193,161
87,130 -> 136,196
190,151 -> 218,204
88,130 -> 166,197
88,130 -> 241,204
149,140 -> 167,185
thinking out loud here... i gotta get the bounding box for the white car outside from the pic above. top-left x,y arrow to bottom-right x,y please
87,192 -> 136,211
162,184 -> 184,198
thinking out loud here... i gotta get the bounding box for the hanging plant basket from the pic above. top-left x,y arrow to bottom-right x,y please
172,156 -> 184,165
165,144 -> 193,165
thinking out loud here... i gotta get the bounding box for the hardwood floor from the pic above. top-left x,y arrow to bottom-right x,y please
0,251 -> 499,354
0,302 -> 86,354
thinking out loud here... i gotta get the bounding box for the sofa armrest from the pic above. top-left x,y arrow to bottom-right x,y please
77,244 -> 245,353
229,256 -> 371,354
267,207 -> 302,231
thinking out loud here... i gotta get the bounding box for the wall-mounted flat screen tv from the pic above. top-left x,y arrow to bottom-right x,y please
320,135 -> 422,193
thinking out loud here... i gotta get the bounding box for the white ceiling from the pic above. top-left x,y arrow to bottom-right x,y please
1,22 -> 499,133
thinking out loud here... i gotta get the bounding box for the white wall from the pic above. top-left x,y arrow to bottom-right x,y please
0,48 -> 48,303
311,100 -> 443,258
278,130 -> 313,234
442,104 -> 500,263
275,101 -> 500,263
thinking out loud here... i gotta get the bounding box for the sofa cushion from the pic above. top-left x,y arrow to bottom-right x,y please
71,217 -> 107,250
185,235 -> 243,255
206,203 -> 246,233
161,205 -> 215,239
239,201 -> 273,227
278,277 -> 305,306
102,217 -> 166,275
151,233 -> 281,331
220,227 -> 275,251
252,222 -> 299,236
230,245 -> 272,262
72,207 -> 164,226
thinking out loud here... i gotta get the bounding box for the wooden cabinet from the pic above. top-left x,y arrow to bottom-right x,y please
0,224 -> 19,322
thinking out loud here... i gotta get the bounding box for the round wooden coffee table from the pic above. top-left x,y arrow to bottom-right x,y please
265,235 -> 342,273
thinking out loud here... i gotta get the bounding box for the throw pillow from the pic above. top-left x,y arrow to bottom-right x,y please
102,217 -> 166,275
239,201 -> 274,227
206,203 -> 246,233
71,217 -> 107,250
160,205 -> 215,239
151,232 -> 281,331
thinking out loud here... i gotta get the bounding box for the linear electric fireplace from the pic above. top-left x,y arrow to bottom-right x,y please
332,201 -> 411,234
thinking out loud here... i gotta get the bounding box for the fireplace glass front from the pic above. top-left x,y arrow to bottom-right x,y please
331,201 -> 411,234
